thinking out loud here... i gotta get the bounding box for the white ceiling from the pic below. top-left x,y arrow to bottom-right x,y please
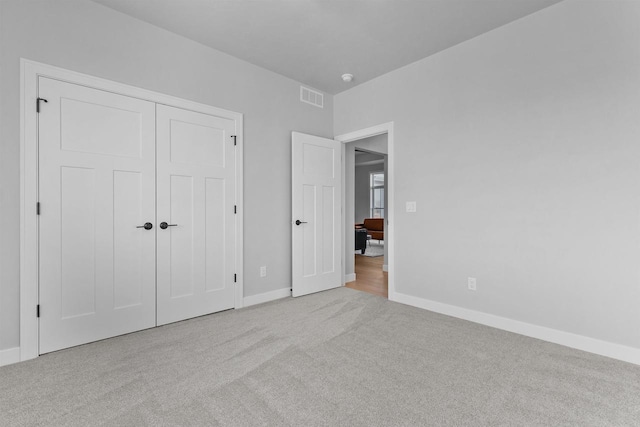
92,0 -> 563,95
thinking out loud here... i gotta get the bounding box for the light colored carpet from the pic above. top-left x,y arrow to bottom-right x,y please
355,241 -> 384,257
1,287 -> 640,426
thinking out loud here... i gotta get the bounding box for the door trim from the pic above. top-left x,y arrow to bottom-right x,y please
335,122 -> 395,299
20,59 -> 244,362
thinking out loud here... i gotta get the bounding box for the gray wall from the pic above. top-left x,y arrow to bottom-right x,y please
335,0 -> 640,349
0,0 -> 333,351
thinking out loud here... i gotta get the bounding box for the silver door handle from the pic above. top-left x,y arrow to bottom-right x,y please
160,222 -> 178,229
295,220 -> 307,226
136,222 -> 153,230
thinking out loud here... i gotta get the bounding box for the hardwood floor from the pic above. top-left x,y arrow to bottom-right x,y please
346,253 -> 388,298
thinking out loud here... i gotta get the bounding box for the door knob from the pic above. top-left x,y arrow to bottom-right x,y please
160,222 -> 178,229
136,222 -> 153,230
295,220 -> 308,226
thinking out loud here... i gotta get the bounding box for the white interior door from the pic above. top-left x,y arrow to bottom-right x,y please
156,105 -> 236,325
38,77 -> 157,354
291,132 -> 342,297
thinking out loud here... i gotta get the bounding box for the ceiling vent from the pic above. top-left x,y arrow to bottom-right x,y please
300,86 -> 324,108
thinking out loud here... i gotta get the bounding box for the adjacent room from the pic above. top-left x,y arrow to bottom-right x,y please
2,0 -> 640,425
347,137 -> 389,299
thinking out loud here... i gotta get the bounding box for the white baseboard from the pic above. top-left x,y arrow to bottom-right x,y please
391,292 -> 640,366
345,273 -> 356,283
0,347 -> 21,367
382,264 -> 388,272
243,288 -> 291,307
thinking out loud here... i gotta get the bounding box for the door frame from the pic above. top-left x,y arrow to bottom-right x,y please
335,122 -> 395,298
19,59 -> 244,362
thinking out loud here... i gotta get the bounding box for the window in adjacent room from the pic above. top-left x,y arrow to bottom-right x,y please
370,172 -> 384,218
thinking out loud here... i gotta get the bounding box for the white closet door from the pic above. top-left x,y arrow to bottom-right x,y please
38,77 -> 157,354
156,105 -> 236,325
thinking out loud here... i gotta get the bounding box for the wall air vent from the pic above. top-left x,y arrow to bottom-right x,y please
300,86 -> 324,108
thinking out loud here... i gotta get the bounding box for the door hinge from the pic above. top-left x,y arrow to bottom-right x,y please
36,97 -> 48,113
234,274 -> 237,283
234,205 -> 237,214
231,135 -> 237,146
36,305 -> 40,318
36,202 -> 40,215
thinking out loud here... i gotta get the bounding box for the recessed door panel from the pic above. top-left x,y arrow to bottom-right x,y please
60,167 -> 96,319
113,171 -> 144,309
38,77 -> 156,354
170,120 -> 225,167
322,186 -> 335,274
303,184 -> 317,277
157,105 -> 236,325
205,178 -> 226,292
170,175 -> 195,298
60,98 -> 142,158
303,143 -> 334,178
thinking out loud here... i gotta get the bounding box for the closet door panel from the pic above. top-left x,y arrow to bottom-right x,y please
38,77 -> 156,354
156,105 -> 236,325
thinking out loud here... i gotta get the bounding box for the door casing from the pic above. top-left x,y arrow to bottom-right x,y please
20,59 -> 244,362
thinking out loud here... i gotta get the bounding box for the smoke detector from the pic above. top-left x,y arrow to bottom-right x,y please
341,73 -> 354,83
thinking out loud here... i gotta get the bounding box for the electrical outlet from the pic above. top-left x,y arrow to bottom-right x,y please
260,266 -> 267,277
406,201 -> 417,213
468,277 -> 477,291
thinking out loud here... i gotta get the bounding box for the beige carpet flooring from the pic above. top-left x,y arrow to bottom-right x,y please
1,287 -> 640,426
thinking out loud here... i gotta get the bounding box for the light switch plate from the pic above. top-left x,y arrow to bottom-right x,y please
406,201 -> 417,213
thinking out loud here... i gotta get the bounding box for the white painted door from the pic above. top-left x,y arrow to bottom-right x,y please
156,105 -> 237,325
38,77 -> 157,354
291,132 -> 342,297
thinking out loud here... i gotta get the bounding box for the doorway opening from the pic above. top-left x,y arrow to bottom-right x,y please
350,147 -> 387,297
336,123 -> 394,300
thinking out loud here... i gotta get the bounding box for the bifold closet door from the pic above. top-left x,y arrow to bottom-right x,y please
38,77 -> 157,354
156,105 -> 236,325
